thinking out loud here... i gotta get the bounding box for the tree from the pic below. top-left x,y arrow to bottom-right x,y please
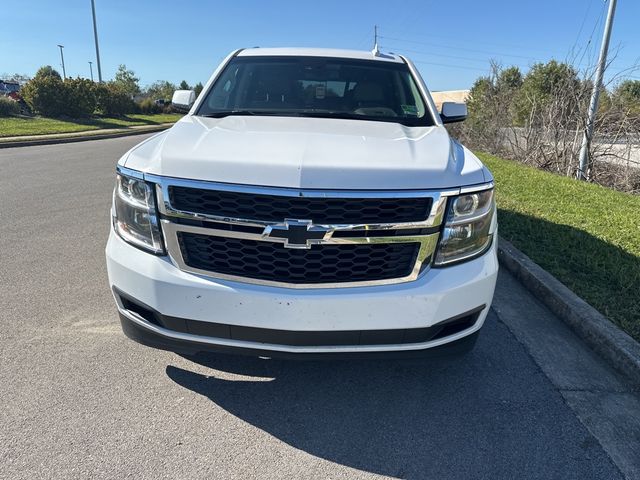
514,60 -> 581,126
194,82 -> 204,97
145,80 -> 176,101
613,80 -> 640,114
34,65 -> 62,80
179,80 -> 190,90
113,64 -> 140,97
464,64 -> 522,152
615,80 -> 640,101
496,66 -> 523,91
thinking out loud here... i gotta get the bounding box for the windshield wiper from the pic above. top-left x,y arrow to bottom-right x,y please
199,110 -> 301,118
199,110 -> 259,118
300,111 -> 365,120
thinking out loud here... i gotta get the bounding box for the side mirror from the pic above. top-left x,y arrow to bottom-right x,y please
440,102 -> 467,123
171,90 -> 196,112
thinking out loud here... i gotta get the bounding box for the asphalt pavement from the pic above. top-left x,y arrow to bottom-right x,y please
1,135 -> 638,479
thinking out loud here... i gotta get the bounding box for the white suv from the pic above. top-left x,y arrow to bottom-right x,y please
106,48 -> 498,358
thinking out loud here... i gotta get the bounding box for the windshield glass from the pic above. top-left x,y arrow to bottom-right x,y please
197,56 -> 434,126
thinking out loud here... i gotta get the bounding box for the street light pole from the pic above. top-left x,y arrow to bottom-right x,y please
91,0 -> 103,82
89,61 -> 94,81
577,0 -> 617,180
57,44 -> 66,80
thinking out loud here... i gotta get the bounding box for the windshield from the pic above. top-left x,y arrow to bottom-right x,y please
196,56 -> 434,126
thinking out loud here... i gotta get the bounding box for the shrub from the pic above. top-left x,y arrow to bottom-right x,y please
21,74 -> 67,117
95,83 -> 136,116
64,78 -> 96,117
137,97 -> 162,114
21,64 -> 141,118
0,96 -> 20,116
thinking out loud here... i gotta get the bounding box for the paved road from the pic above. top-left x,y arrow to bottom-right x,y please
0,136 -> 637,479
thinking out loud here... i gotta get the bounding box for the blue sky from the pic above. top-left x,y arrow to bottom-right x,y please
2,0 -> 639,91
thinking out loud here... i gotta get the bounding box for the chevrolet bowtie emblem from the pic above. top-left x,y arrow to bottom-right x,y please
263,219 -> 331,249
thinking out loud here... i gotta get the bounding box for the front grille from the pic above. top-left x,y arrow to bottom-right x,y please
178,232 -> 420,284
169,186 -> 432,224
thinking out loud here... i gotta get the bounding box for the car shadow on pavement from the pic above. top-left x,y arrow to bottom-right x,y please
165,312 -> 621,479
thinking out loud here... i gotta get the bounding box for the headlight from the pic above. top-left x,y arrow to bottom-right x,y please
434,188 -> 495,266
112,173 -> 165,254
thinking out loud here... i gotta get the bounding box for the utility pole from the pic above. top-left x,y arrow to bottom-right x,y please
89,61 -> 94,81
577,0 -> 617,180
57,44 -> 66,80
91,0 -> 103,82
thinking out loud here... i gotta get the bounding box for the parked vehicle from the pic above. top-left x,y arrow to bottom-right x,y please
0,80 -> 20,97
106,48 -> 498,358
0,80 -> 28,114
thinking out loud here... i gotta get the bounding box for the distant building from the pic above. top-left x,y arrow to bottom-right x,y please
430,90 -> 470,110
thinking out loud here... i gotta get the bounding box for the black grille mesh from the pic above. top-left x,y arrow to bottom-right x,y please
169,186 -> 432,224
178,232 -> 420,284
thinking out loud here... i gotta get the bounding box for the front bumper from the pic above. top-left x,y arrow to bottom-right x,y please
106,229 -> 498,356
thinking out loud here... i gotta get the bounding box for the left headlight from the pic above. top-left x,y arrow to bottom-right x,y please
434,188 -> 495,266
112,173 -> 165,254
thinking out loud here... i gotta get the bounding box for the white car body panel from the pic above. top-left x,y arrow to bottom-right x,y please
122,116 -> 486,190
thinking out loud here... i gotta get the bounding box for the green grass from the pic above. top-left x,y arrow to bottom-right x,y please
478,152 -> 640,342
0,113 -> 183,137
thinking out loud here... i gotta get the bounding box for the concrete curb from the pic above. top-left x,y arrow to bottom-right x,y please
0,124 -> 172,149
498,237 -> 640,386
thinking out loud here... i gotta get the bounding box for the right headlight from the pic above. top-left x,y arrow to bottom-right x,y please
434,188 -> 495,266
112,173 -> 165,254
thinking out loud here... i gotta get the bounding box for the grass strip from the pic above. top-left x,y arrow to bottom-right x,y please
479,152 -> 640,342
0,113 -> 182,137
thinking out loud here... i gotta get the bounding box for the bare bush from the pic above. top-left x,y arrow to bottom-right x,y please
452,58 -> 640,194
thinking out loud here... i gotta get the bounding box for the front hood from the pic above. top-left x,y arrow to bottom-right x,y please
123,116 -> 486,190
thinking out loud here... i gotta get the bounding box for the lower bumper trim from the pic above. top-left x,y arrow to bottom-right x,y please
118,311 -> 481,359
116,287 -> 484,348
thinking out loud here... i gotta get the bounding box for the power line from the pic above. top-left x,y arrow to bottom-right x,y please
379,35 -> 542,61
412,60 -> 491,73
571,0 -> 595,50
379,30 -> 559,56
381,44 -> 532,66
572,0 -> 609,76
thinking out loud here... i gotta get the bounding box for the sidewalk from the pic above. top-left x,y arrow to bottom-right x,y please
0,123 -> 173,148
